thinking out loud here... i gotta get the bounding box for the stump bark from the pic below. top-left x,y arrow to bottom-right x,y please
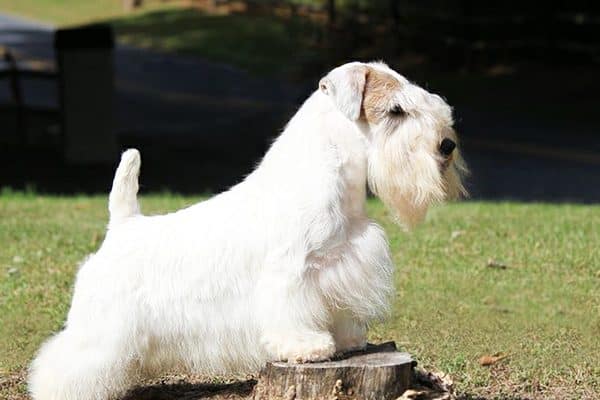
253,342 -> 415,400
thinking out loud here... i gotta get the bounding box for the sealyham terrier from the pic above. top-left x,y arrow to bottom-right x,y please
29,61 -> 467,400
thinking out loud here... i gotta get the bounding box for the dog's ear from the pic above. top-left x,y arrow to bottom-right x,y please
319,64 -> 368,121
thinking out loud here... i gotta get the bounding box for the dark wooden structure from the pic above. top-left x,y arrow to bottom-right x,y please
0,24 -> 117,164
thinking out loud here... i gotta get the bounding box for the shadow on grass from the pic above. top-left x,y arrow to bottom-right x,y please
121,379 -> 256,400
106,8 -> 326,77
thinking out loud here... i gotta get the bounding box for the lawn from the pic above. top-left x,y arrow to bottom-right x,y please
1,190 -> 598,399
0,0 -> 175,26
0,0 -> 325,75
111,9 -> 322,75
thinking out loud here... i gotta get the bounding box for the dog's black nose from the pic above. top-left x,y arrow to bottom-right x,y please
439,138 -> 456,156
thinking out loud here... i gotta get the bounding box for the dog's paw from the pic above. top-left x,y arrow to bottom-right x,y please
290,341 -> 336,363
263,331 -> 335,363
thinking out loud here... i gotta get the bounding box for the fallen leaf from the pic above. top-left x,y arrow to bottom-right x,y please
450,230 -> 464,240
479,353 -> 508,366
486,258 -> 508,269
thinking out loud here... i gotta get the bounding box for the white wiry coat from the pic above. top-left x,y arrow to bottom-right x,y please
29,61 -> 465,400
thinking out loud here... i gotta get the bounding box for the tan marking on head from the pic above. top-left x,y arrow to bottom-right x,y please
361,67 -> 402,124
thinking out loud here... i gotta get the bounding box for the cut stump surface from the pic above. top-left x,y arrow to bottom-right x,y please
253,342 -> 415,400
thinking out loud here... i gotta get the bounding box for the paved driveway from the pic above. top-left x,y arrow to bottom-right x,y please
0,12 -> 299,137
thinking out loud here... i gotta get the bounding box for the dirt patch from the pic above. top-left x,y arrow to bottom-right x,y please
0,369 -> 28,400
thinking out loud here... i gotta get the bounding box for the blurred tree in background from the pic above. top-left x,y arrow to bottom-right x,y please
169,0 -> 600,70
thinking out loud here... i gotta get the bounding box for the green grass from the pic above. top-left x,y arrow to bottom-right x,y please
0,0 -> 324,75
0,0 -> 175,26
0,0 -> 321,26
111,10 -> 321,74
369,201 -> 600,399
1,191 -> 599,399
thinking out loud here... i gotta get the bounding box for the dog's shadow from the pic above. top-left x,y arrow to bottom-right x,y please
120,343 -> 398,399
121,379 -> 257,400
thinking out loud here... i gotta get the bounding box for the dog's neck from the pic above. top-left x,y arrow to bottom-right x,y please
245,91 -> 370,222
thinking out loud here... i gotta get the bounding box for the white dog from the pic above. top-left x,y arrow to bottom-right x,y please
29,61 -> 466,400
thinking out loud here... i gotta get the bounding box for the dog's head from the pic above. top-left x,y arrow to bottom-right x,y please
319,61 -> 468,228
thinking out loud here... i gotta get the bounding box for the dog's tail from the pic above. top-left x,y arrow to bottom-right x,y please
108,149 -> 141,225
29,329 -> 133,400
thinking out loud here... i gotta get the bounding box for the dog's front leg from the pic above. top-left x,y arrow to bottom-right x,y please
256,269 -> 336,363
331,310 -> 367,354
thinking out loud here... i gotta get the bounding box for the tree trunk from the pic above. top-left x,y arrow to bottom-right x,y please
253,342 -> 415,400
327,0 -> 336,27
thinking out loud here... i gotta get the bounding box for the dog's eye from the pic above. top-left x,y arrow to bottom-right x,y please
389,104 -> 405,116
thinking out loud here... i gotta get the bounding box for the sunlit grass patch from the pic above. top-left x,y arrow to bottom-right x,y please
1,192 -> 598,399
0,0 -> 323,75
369,200 -> 600,398
111,9 -> 321,74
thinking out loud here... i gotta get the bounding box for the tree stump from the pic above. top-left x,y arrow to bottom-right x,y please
253,342 -> 415,400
